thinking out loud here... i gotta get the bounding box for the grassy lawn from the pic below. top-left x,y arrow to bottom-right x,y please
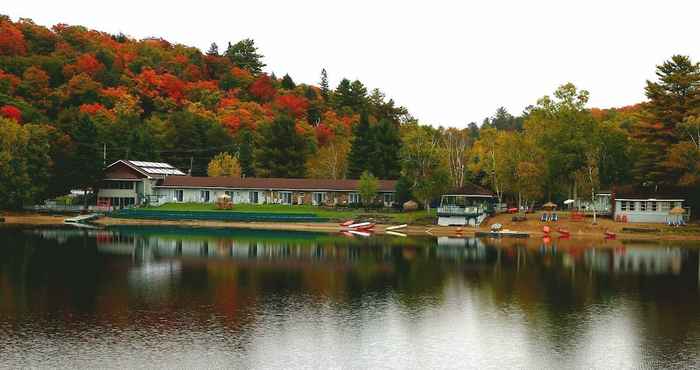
146,202 -> 433,224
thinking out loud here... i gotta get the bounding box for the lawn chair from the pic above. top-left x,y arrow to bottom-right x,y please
540,213 -> 547,222
552,213 -> 558,222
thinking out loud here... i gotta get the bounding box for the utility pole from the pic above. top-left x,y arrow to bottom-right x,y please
189,157 -> 194,175
103,143 -> 107,167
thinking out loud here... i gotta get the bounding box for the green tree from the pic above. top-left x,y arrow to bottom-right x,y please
320,68 -> 329,101
358,170 -> 378,206
237,128 -> 256,177
225,39 -> 265,74
281,74 -> 295,89
394,176 -> 413,206
346,112 -> 374,178
370,119 -> 401,179
400,124 -> 450,211
257,115 -> 315,177
206,42 -> 219,56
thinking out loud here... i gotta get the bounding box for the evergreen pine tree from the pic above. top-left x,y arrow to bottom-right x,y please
320,68 -> 329,101
281,74 -> 295,89
238,129 -> 255,177
257,115 -> 314,178
370,119 -> 402,179
346,112 -> 374,179
206,42 -> 219,56
225,39 -> 266,74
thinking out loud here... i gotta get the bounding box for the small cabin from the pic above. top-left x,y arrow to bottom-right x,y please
613,187 -> 690,224
437,184 -> 496,226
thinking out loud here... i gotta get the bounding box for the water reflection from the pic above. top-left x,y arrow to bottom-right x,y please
1,226 -> 700,368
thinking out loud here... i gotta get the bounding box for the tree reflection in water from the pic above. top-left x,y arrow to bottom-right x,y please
0,226 -> 699,368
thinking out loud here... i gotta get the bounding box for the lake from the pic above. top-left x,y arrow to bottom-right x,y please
1,225 -> 699,369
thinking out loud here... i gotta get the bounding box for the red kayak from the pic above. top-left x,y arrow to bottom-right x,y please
339,220 -> 355,227
542,226 -> 551,234
557,228 -> 570,236
355,223 -> 376,231
604,231 -> 617,239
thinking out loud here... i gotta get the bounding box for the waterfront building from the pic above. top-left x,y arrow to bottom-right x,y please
97,160 -> 397,208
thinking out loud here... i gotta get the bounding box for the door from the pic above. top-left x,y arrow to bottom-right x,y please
249,191 -> 259,204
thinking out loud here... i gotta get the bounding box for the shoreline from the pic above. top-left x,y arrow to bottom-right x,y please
2,212 -> 700,241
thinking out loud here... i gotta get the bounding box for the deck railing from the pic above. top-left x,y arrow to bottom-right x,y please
438,205 -> 484,215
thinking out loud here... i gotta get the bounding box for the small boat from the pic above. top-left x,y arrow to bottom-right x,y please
542,225 -> 551,234
386,231 -> 407,237
386,224 -> 407,231
339,220 -> 355,227
355,223 -> 376,231
347,221 -> 372,229
64,213 -> 100,224
556,227 -> 570,236
604,230 -> 617,239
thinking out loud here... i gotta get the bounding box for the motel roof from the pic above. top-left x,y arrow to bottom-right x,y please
613,185 -> 686,201
157,176 -> 398,192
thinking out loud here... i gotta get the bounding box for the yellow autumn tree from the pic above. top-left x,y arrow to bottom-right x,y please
207,152 -> 241,177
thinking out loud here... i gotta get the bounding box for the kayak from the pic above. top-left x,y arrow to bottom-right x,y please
348,222 -> 372,229
386,224 -> 407,231
339,220 -> 355,227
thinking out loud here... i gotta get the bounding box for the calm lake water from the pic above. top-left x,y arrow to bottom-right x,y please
1,226 -> 700,369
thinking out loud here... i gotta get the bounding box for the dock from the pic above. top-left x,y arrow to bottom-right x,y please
475,230 -> 530,238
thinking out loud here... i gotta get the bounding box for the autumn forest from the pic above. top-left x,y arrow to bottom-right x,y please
0,15 -> 698,210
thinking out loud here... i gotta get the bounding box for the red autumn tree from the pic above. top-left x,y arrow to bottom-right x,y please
0,105 -> 21,122
274,94 -> 309,118
74,53 -> 105,77
249,74 -> 276,102
0,21 -> 27,56
315,123 -> 334,146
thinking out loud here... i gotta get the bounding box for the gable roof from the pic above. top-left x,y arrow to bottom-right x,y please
106,160 -> 186,179
157,176 -> 397,192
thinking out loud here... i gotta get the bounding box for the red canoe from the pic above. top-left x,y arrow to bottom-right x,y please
604,231 -> 617,239
354,223 -> 376,231
557,228 -> 570,236
542,226 -> 551,234
339,220 -> 355,227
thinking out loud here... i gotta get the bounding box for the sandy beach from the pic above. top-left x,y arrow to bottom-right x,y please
2,211 -> 699,241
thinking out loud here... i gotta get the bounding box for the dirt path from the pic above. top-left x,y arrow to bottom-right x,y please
2,211 -> 699,241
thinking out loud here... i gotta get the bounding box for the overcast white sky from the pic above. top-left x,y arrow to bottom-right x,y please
4,0 -> 699,127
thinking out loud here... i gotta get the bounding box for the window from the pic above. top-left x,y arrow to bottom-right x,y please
280,192 -> 292,205
640,201 -> 646,212
102,181 -> 135,190
175,190 -> 184,202
383,193 -> 395,205
651,201 -> 657,212
629,201 -> 636,211
661,201 -> 671,211
621,201 -> 627,211
349,193 -> 361,204
313,192 -> 325,206
249,191 -> 259,204
200,190 -> 210,202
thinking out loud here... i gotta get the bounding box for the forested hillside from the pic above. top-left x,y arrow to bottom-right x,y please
0,15 -> 698,211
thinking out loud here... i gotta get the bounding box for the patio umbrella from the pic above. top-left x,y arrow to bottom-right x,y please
669,206 -> 685,215
563,199 -> 575,205
542,202 -> 557,210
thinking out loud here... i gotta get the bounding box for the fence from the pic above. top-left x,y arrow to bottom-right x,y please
110,209 -> 329,223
